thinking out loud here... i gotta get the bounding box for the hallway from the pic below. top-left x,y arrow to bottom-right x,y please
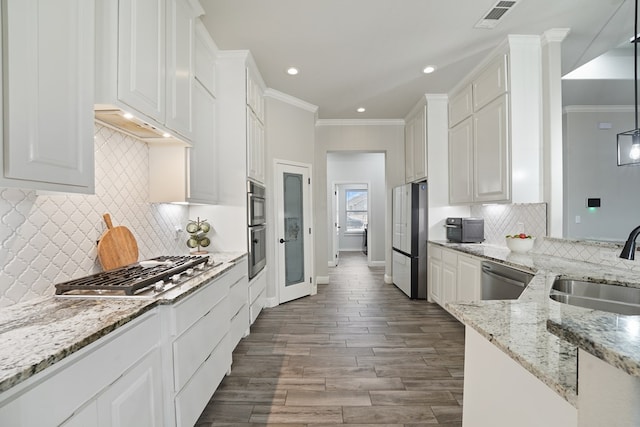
196,251 -> 465,426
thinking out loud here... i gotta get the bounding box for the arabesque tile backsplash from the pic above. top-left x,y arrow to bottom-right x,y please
470,203 -> 547,246
0,124 -> 188,307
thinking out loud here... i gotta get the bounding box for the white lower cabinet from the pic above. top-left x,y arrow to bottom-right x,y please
97,348 -> 164,427
428,244 -> 481,312
0,257 -> 252,427
427,246 -> 443,304
249,268 -> 267,324
167,257 -> 247,427
0,310 -> 163,427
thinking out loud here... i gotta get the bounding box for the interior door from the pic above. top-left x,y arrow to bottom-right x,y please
332,184 -> 340,266
276,162 -> 313,303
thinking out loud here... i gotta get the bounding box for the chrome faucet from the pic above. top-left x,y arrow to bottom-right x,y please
620,225 -> 640,260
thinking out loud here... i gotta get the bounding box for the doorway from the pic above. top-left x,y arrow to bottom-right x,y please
327,152 -> 385,269
275,160 -> 314,303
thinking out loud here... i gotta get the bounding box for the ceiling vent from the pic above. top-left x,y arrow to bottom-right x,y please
475,0 -> 519,29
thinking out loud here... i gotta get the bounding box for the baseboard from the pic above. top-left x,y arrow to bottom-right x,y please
316,276 -> 329,284
265,297 -> 278,308
368,260 -> 385,267
384,274 -> 393,284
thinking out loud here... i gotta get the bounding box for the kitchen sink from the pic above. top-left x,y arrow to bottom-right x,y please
549,278 -> 640,316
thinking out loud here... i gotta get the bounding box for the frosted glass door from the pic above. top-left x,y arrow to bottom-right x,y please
283,172 -> 304,286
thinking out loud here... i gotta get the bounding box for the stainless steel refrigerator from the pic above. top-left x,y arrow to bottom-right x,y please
392,181 -> 428,299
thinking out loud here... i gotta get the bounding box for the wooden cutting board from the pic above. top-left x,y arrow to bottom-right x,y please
97,213 -> 139,270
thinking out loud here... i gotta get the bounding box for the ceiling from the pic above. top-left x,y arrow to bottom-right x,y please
200,0 -> 635,120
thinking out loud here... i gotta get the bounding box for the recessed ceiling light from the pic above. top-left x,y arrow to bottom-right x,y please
357,107 -> 366,113
163,132 -> 171,138
286,67 -> 299,76
123,112 -> 134,120
423,65 -> 437,74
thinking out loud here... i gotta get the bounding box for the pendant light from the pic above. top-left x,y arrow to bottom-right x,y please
617,0 -> 640,166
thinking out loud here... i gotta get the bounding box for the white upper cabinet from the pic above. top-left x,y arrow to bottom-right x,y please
404,102 -> 427,183
448,85 -> 472,128
473,94 -> 509,203
165,0 -> 195,140
448,117 -> 474,204
246,66 -> 264,123
0,0 -> 95,194
472,54 -> 508,111
117,0 -> 165,122
96,0 -> 202,142
188,80 -> 218,204
194,20 -> 216,97
246,63 -> 266,183
447,36 -> 542,205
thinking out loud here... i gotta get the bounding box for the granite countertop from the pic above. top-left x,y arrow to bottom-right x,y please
431,240 -> 640,407
0,251 -> 246,394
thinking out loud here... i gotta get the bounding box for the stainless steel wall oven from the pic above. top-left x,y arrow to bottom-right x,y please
248,180 -> 266,279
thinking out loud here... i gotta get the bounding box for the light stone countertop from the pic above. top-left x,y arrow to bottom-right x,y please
432,240 -> 640,407
0,251 -> 246,394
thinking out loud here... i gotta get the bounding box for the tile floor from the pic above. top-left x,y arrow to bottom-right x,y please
196,251 -> 465,426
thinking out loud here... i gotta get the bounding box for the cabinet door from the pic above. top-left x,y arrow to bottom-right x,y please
473,94 -> 509,203
449,85 -> 472,127
118,0 -> 165,121
194,21 -> 216,96
165,0 -> 195,139
412,106 -> 427,181
473,54 -> 508,111
404,117 -> 415,182
97,348 -> 164,427
448,117 -> 474,204
2,0 -> 94,193
428,257 -> 442,304
457,254 -> 481,301
442,263 -> 457,305
189,81 -> 218,204
247,107 -> 265,183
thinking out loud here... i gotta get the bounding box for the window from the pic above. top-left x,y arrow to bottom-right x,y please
345,189 -> 367,233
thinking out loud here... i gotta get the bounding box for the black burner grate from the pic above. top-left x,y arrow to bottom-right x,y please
54,255 -> 209,296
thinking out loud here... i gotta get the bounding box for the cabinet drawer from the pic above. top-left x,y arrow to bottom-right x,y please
473,54 -> 508,111
173,278 -> 228,336
229,275 -> 248,318
249,270 -> 267,305
442,250 -> 458,267
174,335 -> 230,427
173,295 -> 229,391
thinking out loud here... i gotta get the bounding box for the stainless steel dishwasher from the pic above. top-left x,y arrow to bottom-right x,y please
481,261 -> 533,300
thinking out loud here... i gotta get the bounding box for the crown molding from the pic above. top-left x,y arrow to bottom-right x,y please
263,89 -> 318,113
316,119 -> 405,126
541,28 -> 570,45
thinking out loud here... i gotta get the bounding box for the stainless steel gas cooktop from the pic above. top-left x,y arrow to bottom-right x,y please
54,255 -> 219,299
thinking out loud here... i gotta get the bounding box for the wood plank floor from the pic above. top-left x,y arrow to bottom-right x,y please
196,251 -> 465,426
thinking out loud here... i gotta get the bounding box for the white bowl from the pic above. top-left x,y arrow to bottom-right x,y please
506,237 -> 535,253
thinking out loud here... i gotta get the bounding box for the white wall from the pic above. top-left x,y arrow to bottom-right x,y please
315,121 -> 405,283
328,153 -> 385,262
564,106 -> 640,241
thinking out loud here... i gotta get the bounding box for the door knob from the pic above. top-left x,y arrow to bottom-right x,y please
279,238 -> 289,244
